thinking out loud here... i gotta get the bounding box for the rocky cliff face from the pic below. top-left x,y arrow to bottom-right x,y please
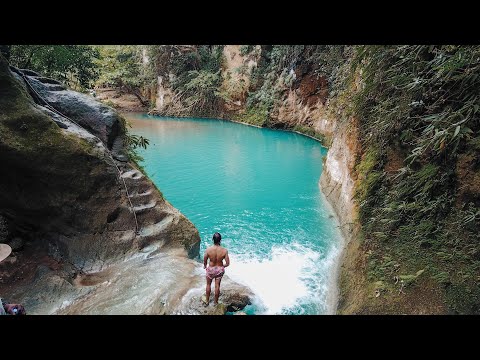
319,117 -> 367,313
143,46 -> 339,155
0,55 -> 252,314
220,45 -> 257,112
320,119 -> 359,242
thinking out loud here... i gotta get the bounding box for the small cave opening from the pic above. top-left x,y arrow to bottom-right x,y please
107,207 -> 121,224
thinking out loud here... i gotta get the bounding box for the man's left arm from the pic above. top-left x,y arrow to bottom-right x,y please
224,250 -> 230,268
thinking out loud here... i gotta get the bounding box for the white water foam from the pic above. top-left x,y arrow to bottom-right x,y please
226,241 -> 341,314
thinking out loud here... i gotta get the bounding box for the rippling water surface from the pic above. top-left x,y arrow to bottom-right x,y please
127,113 -> 343,314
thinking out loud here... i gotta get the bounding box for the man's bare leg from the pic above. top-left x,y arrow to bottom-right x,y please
214,277 -> 222,305
205,276 -> 213,305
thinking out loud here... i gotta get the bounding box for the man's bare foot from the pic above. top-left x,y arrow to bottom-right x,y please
201,295 -> 209,306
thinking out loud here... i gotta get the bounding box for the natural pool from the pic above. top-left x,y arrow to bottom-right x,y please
127,113 -> 343,314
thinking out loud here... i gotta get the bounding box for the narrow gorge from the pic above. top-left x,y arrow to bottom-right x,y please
1,45 -> 479,314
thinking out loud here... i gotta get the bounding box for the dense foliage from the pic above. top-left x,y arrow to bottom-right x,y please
144,45 -> 224,116
8,45 -> 99,89
351,45 -> 480,313
94,46 -> 150,105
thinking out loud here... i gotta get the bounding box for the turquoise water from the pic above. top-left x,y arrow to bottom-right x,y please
127,113 -> 343,314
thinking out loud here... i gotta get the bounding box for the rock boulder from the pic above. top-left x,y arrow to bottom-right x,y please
13,67 -> 125,149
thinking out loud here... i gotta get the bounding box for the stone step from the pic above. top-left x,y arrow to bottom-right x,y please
130,189 -> 153,198
139,215 -> 174,238
136,204 -> 171,221
133,200 -> 157,213
121,169 -> 143,180
135,205 -> 171,227
127,188 -> 154,202
129,193 -> 155,208
135,214 -> 175,250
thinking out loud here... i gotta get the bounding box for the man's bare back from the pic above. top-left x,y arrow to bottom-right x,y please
205,245 -> 229,267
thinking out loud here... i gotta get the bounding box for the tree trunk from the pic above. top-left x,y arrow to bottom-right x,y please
132,90 -> 149,107
122,85 -> 149,107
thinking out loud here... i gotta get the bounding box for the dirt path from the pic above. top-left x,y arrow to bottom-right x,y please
95,88 -> 147,113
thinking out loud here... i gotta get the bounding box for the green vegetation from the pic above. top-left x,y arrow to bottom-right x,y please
292,125 -> 326,142
239,45 -> 254,56
351,45 -> 480,313
354,147 -> 382,213
124,132 -> 149,151
232,106 -> 269,127
125,129 -> 149,167
143,45 -> 224,116
94,46 -> 150,106
7,45 -> 99,90
117,115 -> 150,173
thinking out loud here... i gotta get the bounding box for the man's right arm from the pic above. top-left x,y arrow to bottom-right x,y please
203,251 -> 208,269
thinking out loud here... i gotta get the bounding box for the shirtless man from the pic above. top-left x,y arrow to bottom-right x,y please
203,232 -> 230,305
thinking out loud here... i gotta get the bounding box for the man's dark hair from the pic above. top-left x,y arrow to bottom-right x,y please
213,232 -> 221,245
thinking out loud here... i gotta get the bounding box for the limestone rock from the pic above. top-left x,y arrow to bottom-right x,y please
20,70 -> 125,148
18,68 -> 39,76
208,303 -> 227,315
219,281 -> 253,312
172,275 -> 254,315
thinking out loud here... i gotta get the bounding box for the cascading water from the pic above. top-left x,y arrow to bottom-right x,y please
128,113 -> 344,314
